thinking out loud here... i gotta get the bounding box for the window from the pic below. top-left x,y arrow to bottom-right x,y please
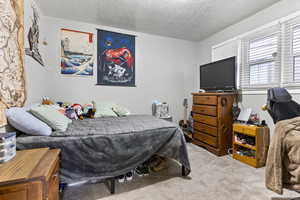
215,14 -> 300,90
293,26 -> 300,81
240,26 -> 281,89
282,17 -> 300,87
249,35 -> 278,85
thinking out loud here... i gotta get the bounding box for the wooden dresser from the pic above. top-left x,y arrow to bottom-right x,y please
192,92 -> 236,156
0,148 -> 60,200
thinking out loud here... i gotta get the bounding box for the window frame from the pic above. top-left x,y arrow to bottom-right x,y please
212,12 -> 300,92
282,17 -> 300,87
292,25 -> 300,82
248,34 -> 278,86
239,26 -> 281,90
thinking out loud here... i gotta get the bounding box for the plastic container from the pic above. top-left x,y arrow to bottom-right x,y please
0,132 -> 16,163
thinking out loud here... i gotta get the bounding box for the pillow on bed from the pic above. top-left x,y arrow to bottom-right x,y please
30,105 -> 72,132
6,107 -> 52,136
92,102 -> 118,118
112,104 -> 130,116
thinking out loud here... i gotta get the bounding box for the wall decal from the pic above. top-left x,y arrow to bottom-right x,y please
25,1 -> 44,66
61,29 -> 94,76
0,0 -> 26,108
97,30 -> 135,87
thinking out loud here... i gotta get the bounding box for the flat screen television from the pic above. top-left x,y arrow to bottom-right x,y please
200,56 -> 236,91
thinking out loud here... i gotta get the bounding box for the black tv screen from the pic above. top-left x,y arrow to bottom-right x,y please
200,57 -> 236,91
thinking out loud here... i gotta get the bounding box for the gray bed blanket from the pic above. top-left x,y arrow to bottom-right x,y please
17,115 -> 191,184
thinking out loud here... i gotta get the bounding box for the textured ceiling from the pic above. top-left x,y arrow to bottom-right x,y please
36,0 -> 280,41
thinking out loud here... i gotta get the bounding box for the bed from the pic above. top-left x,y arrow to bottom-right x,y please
17,115 -> 191,186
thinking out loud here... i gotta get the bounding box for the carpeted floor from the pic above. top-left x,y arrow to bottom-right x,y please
62,143 -> 300,200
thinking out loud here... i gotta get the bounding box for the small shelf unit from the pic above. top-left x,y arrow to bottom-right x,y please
232,123 -> 270,168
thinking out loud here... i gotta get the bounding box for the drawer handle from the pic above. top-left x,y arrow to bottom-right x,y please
221,98 -> 227,107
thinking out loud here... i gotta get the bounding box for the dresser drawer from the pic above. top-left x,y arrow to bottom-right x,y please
0,181 -> 43,200
193,122 -> 217,137
192,105 -> 217,116
193,131 -> 217,147
0,183 -> 28,200
193,114 -> 217,126
193,96 -> 217,105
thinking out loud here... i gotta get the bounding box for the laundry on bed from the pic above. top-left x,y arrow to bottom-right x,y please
265,88 -> 300,194
266,116 -> 300,194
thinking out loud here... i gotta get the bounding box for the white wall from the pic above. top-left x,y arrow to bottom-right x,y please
195,0 -> 300,134
212,40 -> 239,62
26,0 -> 299,130
42,17 -> 197,122
24,0 -> 48,105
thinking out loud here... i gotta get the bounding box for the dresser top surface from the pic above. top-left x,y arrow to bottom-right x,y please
0,148 -> 60,185
192,92 -> 237,96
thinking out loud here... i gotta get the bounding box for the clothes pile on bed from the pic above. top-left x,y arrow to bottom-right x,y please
5,98 -> 191,184
264,88 -> 300,194
266,117 -> 300,194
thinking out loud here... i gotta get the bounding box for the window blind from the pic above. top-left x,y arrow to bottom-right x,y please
293,26 -> 300,81
240,25 -> 281,89
282,16 -> 300,87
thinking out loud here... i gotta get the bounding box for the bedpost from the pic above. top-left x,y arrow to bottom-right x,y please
110,178 -> 115,194
182,165 -> 187,177
59,183 -> 67,193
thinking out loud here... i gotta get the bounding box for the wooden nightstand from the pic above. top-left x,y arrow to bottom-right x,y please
0,148 -> 60,200
232,123 -> 270,168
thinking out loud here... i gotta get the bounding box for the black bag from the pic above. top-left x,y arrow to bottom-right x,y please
267,87 -> 300,123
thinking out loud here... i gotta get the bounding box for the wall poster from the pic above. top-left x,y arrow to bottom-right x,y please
97,30 -> 135,87
61,29 -> 94,76
25,0 -> 44,66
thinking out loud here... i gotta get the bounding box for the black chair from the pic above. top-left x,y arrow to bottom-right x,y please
264,87 -> 300,124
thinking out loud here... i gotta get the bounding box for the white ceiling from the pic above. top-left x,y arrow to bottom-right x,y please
36,0 -> 280,41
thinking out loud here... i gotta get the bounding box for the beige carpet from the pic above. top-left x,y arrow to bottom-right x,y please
62,143 -> 299,200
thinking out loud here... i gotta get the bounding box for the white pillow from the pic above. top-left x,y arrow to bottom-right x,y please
6,107 -> 52,136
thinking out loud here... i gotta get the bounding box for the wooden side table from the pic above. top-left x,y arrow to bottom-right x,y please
232,123 -> 270,168
0,148 -> 60,200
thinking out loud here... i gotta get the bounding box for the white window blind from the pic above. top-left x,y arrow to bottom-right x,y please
282,16 -> 300,87
240,26 -> 281,89
293,26 -> 300,81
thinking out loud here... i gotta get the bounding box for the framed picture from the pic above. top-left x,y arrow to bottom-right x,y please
61,29 -> 94,76
97,30 -> 135,87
